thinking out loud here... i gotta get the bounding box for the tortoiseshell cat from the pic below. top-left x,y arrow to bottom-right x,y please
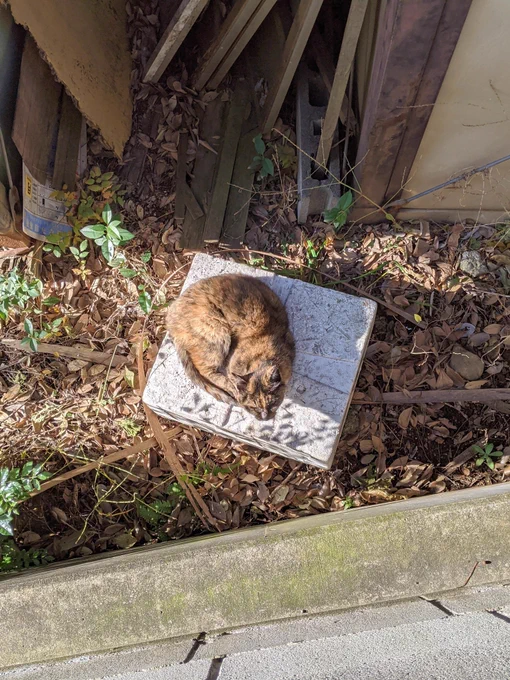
166,274 -> 295,420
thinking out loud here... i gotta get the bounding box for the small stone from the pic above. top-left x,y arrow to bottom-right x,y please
343,409 -> 360,436
459,251 -> 488,278
449,344 -> 485,381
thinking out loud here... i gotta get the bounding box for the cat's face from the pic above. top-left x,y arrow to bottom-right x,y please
232,365 -> 287,420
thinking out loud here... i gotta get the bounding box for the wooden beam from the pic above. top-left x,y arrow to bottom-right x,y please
143,0 -> 210,83
180,95 -> 227,249
261,0 -> 325,134
208,0 -> 279,90
385,0 -> 473,199
315,0 -> 368,169
194,0 -> 262,91
353,388 -> 510,406
182,183 -> 204,220
220,126 -> 257,247
52,92 -> 82,190
354,0 -> 472,210
174,132 -> 189,223
203,80 -> 249,243
0,338 -> 126,367
12,35 -> 62,184
311,26 -> 353,128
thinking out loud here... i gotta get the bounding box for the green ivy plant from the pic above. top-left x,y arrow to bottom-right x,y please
22,317 -> 63,352
48,167 -> 128,263
80,203 -> 134,264
0,541 -> 54,572
323,190 -> 354,231
0,269 -> 42,324
0,462 -> 51,537
250,134 -> 275,180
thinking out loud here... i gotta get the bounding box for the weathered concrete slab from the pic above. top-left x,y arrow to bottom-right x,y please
433,583 -> 510,614
2,482 -> 510,669
0,599 -> 444,680
143,254 -> 376,469
218,612 -> 510,680
194,598 -> 446,661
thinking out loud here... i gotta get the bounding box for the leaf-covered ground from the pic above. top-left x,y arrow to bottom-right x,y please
1,0 -> 509,564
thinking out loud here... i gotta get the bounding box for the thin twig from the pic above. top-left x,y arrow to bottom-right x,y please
211,247 -> 426,329
387,153 -> 510,208
353,387 -> 510,405
0,338 -> 126,367
137,338 -> 221,532
0,247 -> 32,260
30,433 -> 182,497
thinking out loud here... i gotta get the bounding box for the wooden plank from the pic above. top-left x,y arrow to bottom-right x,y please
311,26 -> 356,129
9,0 -> 132,159
122,106 -> 161,188
220,126 -> 257,247
385,0 -> 473,200
353,388 -> 510,406
208,0 -> 279,90
174,131 -> 189,223
353,0 -> 471,211
261,0 -> 325,134
52,92 -> 82,190
180,95 -> 227,249
143,0 -> 210,83
0,338 -> 126,367
12,35 -> 62,184
194,0 -> 263,91
34,428 -> 182,497
315,0 -> 369,169
203,80 -> 249,243
182,183 -> 204,220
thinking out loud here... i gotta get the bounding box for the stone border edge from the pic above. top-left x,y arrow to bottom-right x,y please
2,481 -> 510,668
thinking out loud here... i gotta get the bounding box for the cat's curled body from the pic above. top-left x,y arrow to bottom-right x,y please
166,274 -> 295,420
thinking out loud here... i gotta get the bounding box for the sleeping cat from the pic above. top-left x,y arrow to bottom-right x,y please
166,274 -> 295,420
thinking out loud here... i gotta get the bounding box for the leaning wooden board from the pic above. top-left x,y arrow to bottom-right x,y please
202,80 -> 250,243
180,96 -> 227,249
12,35 -> 62,185
194,0 -> 262,90
262,0 -> 325,133
144,0 -> 210,83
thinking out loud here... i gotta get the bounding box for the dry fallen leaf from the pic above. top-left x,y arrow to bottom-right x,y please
398,407 -> 413,429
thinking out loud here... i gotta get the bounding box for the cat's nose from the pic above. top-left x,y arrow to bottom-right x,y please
260,409 -> 269,420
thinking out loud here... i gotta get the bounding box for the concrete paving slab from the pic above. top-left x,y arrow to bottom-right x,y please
143,253 -> 376,468
433,583 -> 510,614
219,612 -> 510,680
0,638 -> 196,680
194,598 -> 446,660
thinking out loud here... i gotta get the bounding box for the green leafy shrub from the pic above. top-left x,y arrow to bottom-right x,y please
0,269 -> 42,323
323,191 -> 354,231
0,462 -> 54,572
474,443 -> 504,470
0,462 -> 51,536
81,203 -> 134,264
250,134 -> 275,180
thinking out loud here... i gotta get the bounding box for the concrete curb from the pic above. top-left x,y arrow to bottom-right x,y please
2,482 -> 510,668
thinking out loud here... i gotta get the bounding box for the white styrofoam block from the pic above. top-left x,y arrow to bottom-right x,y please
143,254 -> 377,469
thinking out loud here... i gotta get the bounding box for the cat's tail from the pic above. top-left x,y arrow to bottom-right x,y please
175,346 -> 236,406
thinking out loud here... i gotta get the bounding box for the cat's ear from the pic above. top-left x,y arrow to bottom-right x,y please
232,373 -> 250,392
267,366 -> 281,390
